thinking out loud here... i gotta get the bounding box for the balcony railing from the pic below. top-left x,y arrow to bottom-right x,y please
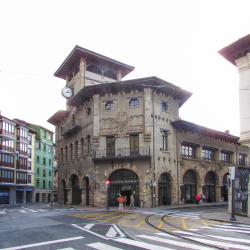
181,155 -> 233,165
0,178 -> 14,183
0,161 -> 14,168
16,179 -> 27,184
93,147 -> 151,161
61,121 -> 82,136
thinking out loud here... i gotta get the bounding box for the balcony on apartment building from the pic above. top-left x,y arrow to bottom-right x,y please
92,147 -> 151,162
60,119 -> 82,136
0,177 -> 14,183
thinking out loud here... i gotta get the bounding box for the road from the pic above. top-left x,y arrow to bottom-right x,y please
0,205 -> 250,249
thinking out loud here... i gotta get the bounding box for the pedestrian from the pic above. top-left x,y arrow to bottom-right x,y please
130,191 -> 135,209
117,194 -> 124,212
195,194 -> 200,204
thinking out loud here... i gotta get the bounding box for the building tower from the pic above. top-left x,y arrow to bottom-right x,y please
219,34 -> 250,147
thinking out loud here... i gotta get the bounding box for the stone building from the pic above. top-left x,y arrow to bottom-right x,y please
48,46 -> 249,207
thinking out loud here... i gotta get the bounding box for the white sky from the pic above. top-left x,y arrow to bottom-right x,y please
0,0 -> 249,136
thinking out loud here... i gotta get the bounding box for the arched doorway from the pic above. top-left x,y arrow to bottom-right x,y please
204,171 -> 216,202
61,180 -> 67,204
221,173 -> 229,202
69,174 -> 81,205
183,170 -> 197,203
83,176 -> 90,206
108,169 -> 139,207
158,173 -> 171,205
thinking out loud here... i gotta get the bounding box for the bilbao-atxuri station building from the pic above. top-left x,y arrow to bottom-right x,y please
48,46 -> 249,207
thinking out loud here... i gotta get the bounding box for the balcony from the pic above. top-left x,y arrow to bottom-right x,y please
16,179 -> 27,184
0,178 -> 14,183
61,121 -> 81,136
92,147 -> 151,162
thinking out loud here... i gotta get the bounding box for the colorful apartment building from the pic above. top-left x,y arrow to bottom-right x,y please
0,115 -> 35,206
29,124 -> 54,203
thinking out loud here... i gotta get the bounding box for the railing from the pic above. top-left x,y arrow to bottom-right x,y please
61,121 -> 81,136
0,161 -> 14,168
16,164 -> 27,170
0,178 -> 14,183
181,155 -> 233,165
93,147 -> 151,161
16,179 -> 27,184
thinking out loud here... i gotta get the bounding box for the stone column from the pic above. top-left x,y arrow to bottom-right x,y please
117,70 -> 122,81
67,188 -> 72,205
216,184 -> 222,202
81,187 -> 86,206
93,94 -> 100,146
79,57 -> 85,89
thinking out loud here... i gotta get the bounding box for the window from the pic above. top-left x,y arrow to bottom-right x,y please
60,148 -> 63,162
36,142 -> 41,150
87,136 -> 91,155
75,141 -> 78,158
43,143 -> 46,152
43,180 -> 46,189
49,181 -> 51,188
37,179 -> 40,187
162,131 -> 168,151
105,101 -> 115,111
129,98 -> 139,109
181,144 -> 195,159
106,136 -> 115,157
27,161 -> 31,170
202,148 -> 215,161
43,157 -> 46,165
49,159 -> 52,166
70,143 -> 73,160
43,169 -> 46,177
160,101 -> 168,112
37,168 -> 40,175
220,151 -> 231,163
48,145 -> 52,153
37,156 -> 40,163
65,146 -> 68,161
28,148 -> 32,158
49,170 -> 51,176
48,133 -> 52,141
28,135 -> 32,145
130,134 -> 139,155
239,153 -> 247,166
28,175 -> 31,183
43,131 -> 46,138
81,138 -> 84,157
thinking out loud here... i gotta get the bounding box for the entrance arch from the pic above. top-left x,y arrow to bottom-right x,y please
183,170 -> 197,203
221,173 -> 229,202
204,171 -> 216,202
61,179 -> 67,204
108,169 -> 139,207
69,174 -> 81,205
158,173 -> 171,205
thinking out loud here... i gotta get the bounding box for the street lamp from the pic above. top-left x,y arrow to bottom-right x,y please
229,166 -> 236,221
105,180 -> 111,210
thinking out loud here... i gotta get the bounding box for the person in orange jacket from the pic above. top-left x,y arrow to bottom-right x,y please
117,194 -> 124,212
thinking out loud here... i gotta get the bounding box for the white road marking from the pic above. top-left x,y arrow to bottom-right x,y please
37,209 -> 47,212
155,233 -> 177,238
19,210 -> 27,213
171,231 -> 197,236
84,223 -> 95,230
114,237 -> 174,250
112,224 -> 125,238
205,234 -> 250,244
25,209 -> 38,213
72,224 -> 108,240
213,224 -> 250,230
206,226 -> 250,234
0,210 -> 6,214
57,248 -> 76,250
137,235 -> 215,250
87,242 -> 123,250
0,236 -> 84,250
187,236 -> 250,250
106,226 -> 117,238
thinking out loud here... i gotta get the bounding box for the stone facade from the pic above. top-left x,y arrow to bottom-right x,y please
49,46 -> 250,207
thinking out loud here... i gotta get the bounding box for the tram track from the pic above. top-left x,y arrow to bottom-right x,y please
144,211 -> 231,250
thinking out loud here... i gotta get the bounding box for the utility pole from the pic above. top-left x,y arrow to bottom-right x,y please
229,166 -> 236,221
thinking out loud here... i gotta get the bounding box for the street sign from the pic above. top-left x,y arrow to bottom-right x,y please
229,166 -> 235,180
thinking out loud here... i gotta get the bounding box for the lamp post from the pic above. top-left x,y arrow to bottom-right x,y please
229,166 -> 236,221
105,180 -> 111,210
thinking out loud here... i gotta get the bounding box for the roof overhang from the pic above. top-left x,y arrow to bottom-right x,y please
67,76 -> 192,107
172,120 -> 239,143
219,34 -> 250,65
54,45 -> 134,79
47,110 -> 70,126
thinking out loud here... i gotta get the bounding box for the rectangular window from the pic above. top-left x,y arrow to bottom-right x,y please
162,131 -> 168,151
49,159 -> 52,166
75,141 -> 78,158
37,156 -> 40,163
43,143 -> 46,152
37,179 -> 40,187
106,136 -> 115,157
28,148 -> 32,158
43,180 -> 46,189
27,161 -> 31,170
28,135 -> 32,145
60,148 -> 63,163
43,169 -> 46,177
37,168 -> 40,175
160,101 -> 168,112
239,153 -> 247,166
181,144 -> 195,159
43,157 -> 46,165
129,98 -> 139,109
130,134 -> 139,156
70,143 -> 73,160
105,101 -> 115,111
81,138 -> 84,157
220,151 -> 231,163
202,148 -> 215,161
28,175 -> 31,183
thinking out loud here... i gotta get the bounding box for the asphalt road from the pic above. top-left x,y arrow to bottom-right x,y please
0,205 -> 250,250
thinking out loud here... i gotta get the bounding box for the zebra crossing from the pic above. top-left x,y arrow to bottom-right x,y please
64,223 -> 250,250
167,211 -> 203,220
0,207 -> 77,215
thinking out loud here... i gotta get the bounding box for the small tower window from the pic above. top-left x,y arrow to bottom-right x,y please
160,101 -> 168,112
105,101 -> 115,111
129,98 -> 139,109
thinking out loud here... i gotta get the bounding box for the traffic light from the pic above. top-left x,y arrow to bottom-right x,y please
105,180 -> 111,185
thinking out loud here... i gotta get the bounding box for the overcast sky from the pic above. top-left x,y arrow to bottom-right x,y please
0,0 -> 249,136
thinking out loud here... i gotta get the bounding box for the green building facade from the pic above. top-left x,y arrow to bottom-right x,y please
29,124 -> 54,203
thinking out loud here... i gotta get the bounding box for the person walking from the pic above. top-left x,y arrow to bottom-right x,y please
130,191 -> 135,209
117,194 -> 124,212
195,194 -> 201,204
